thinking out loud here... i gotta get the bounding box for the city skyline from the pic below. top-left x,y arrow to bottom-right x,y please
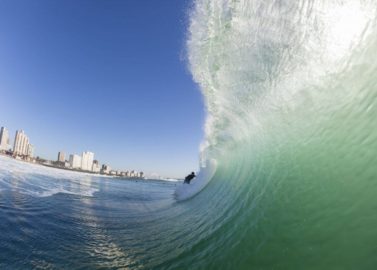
0,125 -> 145,178
0,1 -> 204,179
0,127 -> 10,151
0,127 -> 34,158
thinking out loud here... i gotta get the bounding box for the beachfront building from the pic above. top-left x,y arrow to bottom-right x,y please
92,160 -> 100,173
27,144 -> 34,158
0,127 -> 10,151
81,151 -> 94,171
13,130 -> 32,156
58,151 -> 65,162
101,164 -> 111,174
69,154 -> 82,169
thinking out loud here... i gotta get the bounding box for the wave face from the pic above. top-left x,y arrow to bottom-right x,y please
181,0 -> 377,268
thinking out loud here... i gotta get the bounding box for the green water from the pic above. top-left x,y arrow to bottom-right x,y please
179,0 -> 377,269
1,1 -> 377,269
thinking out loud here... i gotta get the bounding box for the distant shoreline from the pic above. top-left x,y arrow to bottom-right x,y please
0,153 -> 181,182
0,153 -> 144,180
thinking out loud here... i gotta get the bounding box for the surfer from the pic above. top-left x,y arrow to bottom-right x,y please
184,172 -> 196,184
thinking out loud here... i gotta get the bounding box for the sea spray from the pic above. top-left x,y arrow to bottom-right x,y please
1,1 -> 377,269
176,0 -> 377,268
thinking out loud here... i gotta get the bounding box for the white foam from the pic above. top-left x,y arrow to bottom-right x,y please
175,159 -> 217,201
20,187 -> 98,198
0,156 -> 99,198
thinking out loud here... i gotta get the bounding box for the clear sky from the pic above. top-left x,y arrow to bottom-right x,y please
0,0 -> 204,179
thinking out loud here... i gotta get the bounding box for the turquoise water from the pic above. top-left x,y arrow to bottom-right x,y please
185,0 -> 377,269
2,0 -> 377,269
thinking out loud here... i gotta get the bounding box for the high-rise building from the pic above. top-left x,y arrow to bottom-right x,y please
101,164 -> 111,174
13,130 -> 31,156
0,127 -> 10,151
92,160 -> 100,173
27,144 -> 34,157
81,151 -> 94,171
69,154 -> 82,169
58,152 -> 65,162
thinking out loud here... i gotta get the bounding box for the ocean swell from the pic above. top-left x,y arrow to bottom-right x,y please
180,0 -> 377,268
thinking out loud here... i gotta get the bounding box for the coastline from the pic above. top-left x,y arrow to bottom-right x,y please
0,153 -> 181,182
0,153 -> 143,180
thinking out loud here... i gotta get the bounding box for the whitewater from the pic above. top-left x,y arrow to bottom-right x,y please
1,0 -> 377,269
178,0 -> 377,268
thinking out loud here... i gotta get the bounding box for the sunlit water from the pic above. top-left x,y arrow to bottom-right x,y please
185,0 -> 377,269
0,156 -> 180,269
2,0 -> 377,269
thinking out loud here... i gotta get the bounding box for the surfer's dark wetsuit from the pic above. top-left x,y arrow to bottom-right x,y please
184,172 -> 196,184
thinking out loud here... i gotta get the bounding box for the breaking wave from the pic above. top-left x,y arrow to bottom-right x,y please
168,0 -> 377,268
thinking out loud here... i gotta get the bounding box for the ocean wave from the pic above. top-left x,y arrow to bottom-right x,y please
177,0 -> 377,268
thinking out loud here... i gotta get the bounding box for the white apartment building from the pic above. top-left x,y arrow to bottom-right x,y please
0,127 -> 10,151
27,144 -> 34,157
69,154 -> 82,169
92,163 -> 100,173
13,130 -> 32,156
81,151 -> 94,171
58,151 -> 65,162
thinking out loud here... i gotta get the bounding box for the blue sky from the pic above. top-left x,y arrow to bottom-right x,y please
0,0 -> 204,178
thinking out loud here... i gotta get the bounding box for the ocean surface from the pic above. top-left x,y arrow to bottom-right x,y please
0,156 -> 184,269
2,0 -> 377,269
